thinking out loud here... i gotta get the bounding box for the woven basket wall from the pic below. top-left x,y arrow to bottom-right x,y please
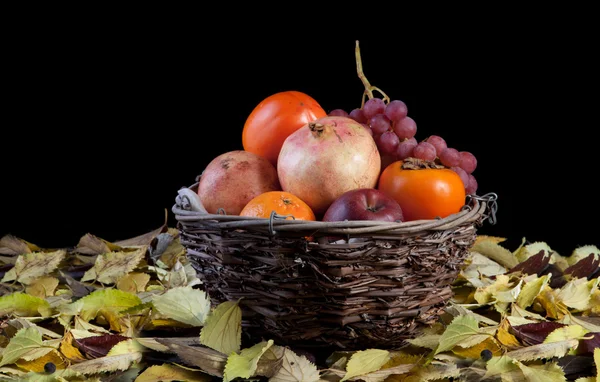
173,182 -> 497,350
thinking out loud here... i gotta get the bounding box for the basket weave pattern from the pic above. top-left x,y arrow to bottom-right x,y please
174,184 -> 495,350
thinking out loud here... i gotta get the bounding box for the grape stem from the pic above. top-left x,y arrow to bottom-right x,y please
355,40 -> 390,107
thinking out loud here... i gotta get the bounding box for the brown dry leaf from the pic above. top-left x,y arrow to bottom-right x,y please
14,349 -> 65,372
75,233 -> 123,255
113,210 -> 168,247
497,319 -> 522,350
0,234 -> 41,255
25,276 -> 59,298
116,272 -> 151,294
156,338 -> 227,378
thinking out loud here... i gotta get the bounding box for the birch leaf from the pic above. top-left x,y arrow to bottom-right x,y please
223,340 -> 274,382
0,327 -> 54,366
68,351 -> 142,375
269,348 -> 321,382
470,239 -> 519,268
0,292 -> 52,317
200,300 -> 242,355
515,361 -> 567,382
1,250 -> 66,284
517,274 -> 551,309
75,233 -> 122,255
134,363 -> 211,382
81,247 -> 146,284
116,272 -> 150,294
0,234 -> 40,255
435,315 -> 480,354
506,339 -> 579,361
25,276 -> 59,298
341,349 -> 390,381
152,287 -> 211,327
557,277 -> 599,311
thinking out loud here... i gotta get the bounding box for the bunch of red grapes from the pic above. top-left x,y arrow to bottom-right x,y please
329,97 -> 479,195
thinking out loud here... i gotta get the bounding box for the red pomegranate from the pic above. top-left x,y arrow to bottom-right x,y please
277,116 -> 381,216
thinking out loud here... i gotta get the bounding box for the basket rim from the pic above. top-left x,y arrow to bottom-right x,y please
172,182 -> 498,234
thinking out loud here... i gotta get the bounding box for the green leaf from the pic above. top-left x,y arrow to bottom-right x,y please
200,300 -> 242,355
515,360 -> 567,382
484,355 -> 518,377
341,349 -> 390,381
0,250 -> 66,285
134,363 -> 211,382
517,274 -> 551,309
434,315 -> 480,354
0,328 -> 54,367
223,340 -> 274,382
269,348 -> 321,382
152,286 -> 211,327
406,334 -> 441,350
80,246 -> 146,284
0,293 -> 52,317
106,339 -> 145,356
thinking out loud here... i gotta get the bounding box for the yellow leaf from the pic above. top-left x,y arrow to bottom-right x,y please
59,331 -> 86,362
340,349 -> 390,381
517,274 -> 550,309
584,289 -> 600,316
514,241 -> 553,263
68,352 -> 142,375
497,319 -> 522,350
568,245 -> 600,266
543,325 -> 589,344
134,363 -> 211,382
107,339 -> 145,356
535,285 -> 569,320
594,348 -> 600,381
116,272 -> 151,294
474,235 -> 507,246
200,300 -> 242,355
81,246 -> 147,284
15,349 -> 65,372
460,253 -> 507,280
558,277 -> 599,311
435,315 -> 481,354
146,319 -> 192,330
452,337 -> 502,359
0,292 -> 52,317
506,339 -> 578,361
25,276 -> 60,298
515,360 -> 567,382
1,250 -> 66,285
471,240 -> 519,269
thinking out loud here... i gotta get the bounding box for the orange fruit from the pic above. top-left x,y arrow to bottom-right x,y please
239,191 -> 316,221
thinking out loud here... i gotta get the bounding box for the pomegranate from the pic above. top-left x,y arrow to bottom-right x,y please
277,116 -> 381,216
197,150 -> 281,215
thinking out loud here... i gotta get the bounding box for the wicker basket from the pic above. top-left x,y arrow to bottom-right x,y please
173,181 -> 497,350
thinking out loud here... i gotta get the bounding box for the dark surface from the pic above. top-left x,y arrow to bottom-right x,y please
1,26 -> 597,256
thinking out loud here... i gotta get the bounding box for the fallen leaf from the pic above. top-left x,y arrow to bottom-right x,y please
152,286 -> 211,327
134,363 -> 211,382
543,325 -> 589,344
508,249 -> 551,276
116,272 -> 150,294
155,338 -> 227,377
200,300 -> 242,355
497,319 -> 522,350
68,351 -> 142,375
80,246 -> 146,285
473,235 -> 507,246
560,313 -> 600,332
59,331 -> 86,362
0,292 -> 52,317
435,315 -> 480,355
511,322 -> 567,345
60,271 -> 96,298
563,253 -> 600,279
1,250 -> 66,285
515,360 -> 567,382
0,234 -> 40,255
452,337 -> 502,359
470,240 -> 519,269
514,241 -> 553,263
223,340 -> 274,382
15,349 -> 65,372
268,347 -> 321,382
106,338 -> 145,356
575,332 -> 600,356
535,285 -> 570,319
568,245 -> 600,266
406,335 -> 441,350
558,277 -> 599,311
506,339 -> 578,361
75,233 -> 123,255
0,327 -> 55,366
113,213 -> 168,247
340,349 -> 390,381
25,276 -> 59,298
74,334 -> 129,359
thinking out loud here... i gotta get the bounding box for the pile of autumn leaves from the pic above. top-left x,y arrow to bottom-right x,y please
0,227 -> 599,382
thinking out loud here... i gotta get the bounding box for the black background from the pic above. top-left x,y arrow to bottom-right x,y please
1,23 -> 597,256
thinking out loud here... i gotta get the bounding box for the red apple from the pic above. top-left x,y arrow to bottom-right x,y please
322,188 -> 404,222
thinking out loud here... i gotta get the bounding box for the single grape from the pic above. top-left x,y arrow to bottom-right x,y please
424,135 -> 447,156
439,147 -> 460,167
480,349 -> 493,361
466,174 -> 478,195
329,109 -> 348,117
44,362 -> 56,373
459,151 -> 478,174
451,166 -> 469,187
384,99 -> 408,122
376,131 -> 400,155
405,137 -> 417,146
396,139 -> 417,160
392,116 -> 417,140
349,108 -> 367,123
363,98 -> 386,119
413,141 -> 437,161
359,123 -> 373,136
369,114 -> 392,135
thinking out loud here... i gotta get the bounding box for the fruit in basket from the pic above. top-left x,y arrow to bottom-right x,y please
378,158 -> 466,221
197,150 -> 281,215
322,188 -> 404,222
242,90 -> 327,166
239,191 -> 315,221
277,116 -> 381,216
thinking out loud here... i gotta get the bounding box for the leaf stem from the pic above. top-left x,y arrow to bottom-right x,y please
355,40 -> 390,107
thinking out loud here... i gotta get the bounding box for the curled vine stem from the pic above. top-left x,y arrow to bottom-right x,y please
355,40 -> 390,107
